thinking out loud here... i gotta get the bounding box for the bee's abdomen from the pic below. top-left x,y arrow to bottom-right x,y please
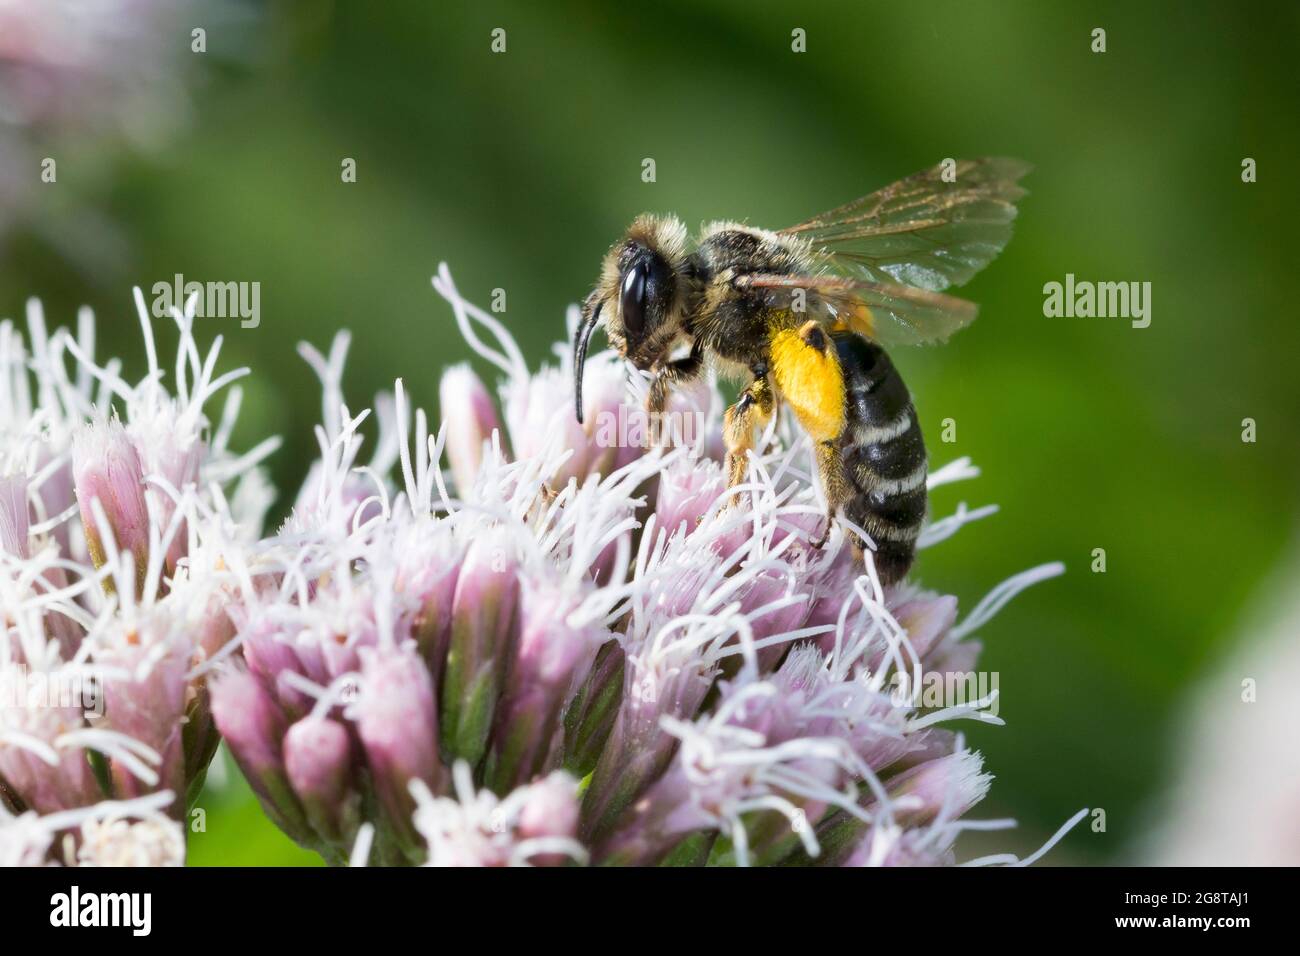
832,331 -> 927,585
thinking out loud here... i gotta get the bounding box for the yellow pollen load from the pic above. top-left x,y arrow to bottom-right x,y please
769,327 -> 846,442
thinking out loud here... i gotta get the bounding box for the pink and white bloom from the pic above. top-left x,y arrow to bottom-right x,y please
206,266 -> 1082,867
6,270 -> 1083,867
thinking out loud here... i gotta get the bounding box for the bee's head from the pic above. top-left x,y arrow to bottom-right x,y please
574,215 -> 689,423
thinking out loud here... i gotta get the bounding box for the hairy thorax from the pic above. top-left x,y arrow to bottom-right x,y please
687,224 -> 817,368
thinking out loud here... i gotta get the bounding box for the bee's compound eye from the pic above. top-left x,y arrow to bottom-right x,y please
620,260 -> 649,337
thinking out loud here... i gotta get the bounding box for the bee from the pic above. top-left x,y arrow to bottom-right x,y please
573,158 -> 1030,585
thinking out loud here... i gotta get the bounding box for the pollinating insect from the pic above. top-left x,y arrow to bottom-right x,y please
574,158 -> 1030,585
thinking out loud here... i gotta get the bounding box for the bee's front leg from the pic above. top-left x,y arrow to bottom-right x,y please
646,347 -> 703,446
723,373 -> 775,494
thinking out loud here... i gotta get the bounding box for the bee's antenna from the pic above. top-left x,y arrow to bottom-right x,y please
573,300 -> 602,424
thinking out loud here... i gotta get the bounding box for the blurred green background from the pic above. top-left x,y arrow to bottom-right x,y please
2,0 -> 1296,865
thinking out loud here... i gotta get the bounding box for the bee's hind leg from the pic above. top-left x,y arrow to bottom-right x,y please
807,439 -> 853,550
723,375 -> 775,496
772,323 -> 853,551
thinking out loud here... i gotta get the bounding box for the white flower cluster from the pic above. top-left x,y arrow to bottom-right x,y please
1,292 -> 276,866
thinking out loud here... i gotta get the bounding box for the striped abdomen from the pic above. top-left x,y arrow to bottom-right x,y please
832,331 -> 927,585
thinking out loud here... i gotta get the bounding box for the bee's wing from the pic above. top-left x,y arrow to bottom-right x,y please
779,157 -> 1031,295
734,272 -> 978,347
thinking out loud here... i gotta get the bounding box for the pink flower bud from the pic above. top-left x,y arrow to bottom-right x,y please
506,368 -> 592,485
515,771 -> 581,842
285,715 -> 357,845
888,750 -> 991,827
0,706 -> 101,814
98,639 -> 188,807
132,422 -> 203,574
393,529 -> 462,682
926,636 -> 982,676
488,578 -> 606,790
580,655 -> 714,846
354,644 -> 439,852
572,358 -> 637,480
514,771 -> 582,866
71,419 -> 150,596
654,456 -> 726,541
210,667 -> 310,842
441,530 -> 520,767
439,363 -> 503,495
892,594 -> 959,663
